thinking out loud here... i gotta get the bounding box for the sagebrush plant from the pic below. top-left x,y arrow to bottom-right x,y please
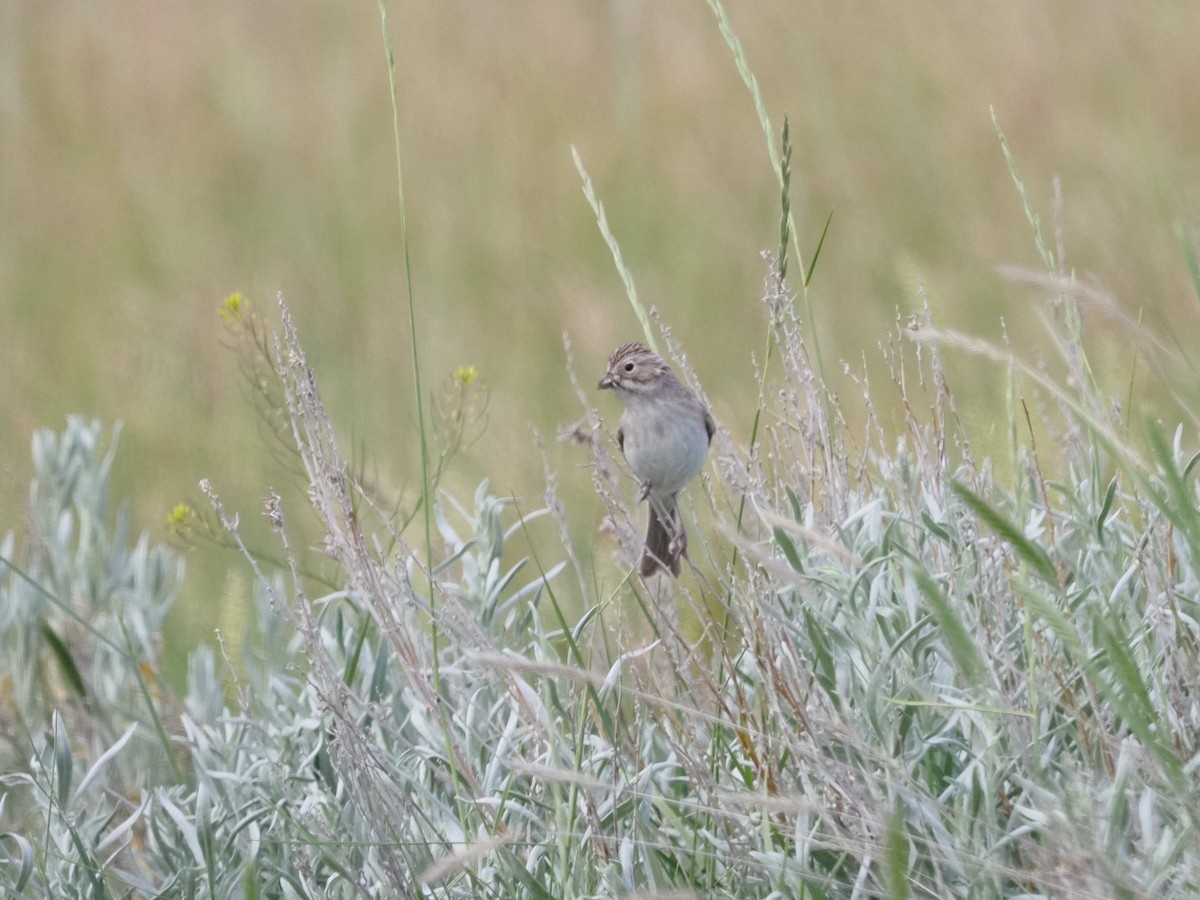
3,254 -> 1200,898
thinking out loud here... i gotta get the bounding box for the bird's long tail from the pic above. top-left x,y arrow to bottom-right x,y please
641,494 -> 684,577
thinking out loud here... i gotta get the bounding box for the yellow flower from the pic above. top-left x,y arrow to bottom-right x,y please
453,365 -> 479,389
219,292 -> 247,323
167,503 -> 194,534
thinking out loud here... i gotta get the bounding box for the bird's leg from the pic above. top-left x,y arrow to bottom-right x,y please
666,505 -> 686,560
638,479 -> 652,502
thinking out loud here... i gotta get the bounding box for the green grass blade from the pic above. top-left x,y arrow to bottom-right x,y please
805,209 -> 835,289
911,564 -> 985,684
952,481 -> 1059,587
571,145 -> 655,353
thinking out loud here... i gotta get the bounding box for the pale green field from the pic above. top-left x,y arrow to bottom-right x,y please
3,2 -> 1200,649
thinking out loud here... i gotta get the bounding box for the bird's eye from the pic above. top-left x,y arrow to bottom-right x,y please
624,362 -> 635,372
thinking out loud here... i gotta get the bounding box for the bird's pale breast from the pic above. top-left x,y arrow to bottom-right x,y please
620,400 -> 709,496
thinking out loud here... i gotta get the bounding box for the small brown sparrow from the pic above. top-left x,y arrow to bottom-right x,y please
599,342 -> 715,577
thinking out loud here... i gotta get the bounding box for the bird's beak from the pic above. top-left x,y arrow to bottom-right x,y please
598,374 -> 613,390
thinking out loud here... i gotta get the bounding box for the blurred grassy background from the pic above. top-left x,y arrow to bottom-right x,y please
3,1 -> 1200,660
